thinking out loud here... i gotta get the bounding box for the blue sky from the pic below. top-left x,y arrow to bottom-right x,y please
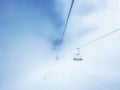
0,0 -> 120,90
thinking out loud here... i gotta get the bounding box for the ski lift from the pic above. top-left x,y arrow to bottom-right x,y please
73,48 -> 83,61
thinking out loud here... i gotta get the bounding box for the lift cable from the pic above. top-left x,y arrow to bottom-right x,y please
79,28 -> 120,48
57,0 -> 75,50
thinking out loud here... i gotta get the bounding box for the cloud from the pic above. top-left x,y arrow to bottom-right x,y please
0,0 -> 64,47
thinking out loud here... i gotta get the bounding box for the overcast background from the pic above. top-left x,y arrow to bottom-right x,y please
0,0 -> 120,90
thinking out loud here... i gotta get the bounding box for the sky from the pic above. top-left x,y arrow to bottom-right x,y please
0,0 -> 120,90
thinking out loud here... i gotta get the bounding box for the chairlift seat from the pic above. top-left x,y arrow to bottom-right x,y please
73,53 -> 83,61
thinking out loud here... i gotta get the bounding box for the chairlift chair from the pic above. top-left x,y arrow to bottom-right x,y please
73,48 -> 83,61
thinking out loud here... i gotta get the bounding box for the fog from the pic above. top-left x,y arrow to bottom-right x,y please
0,0 -> 120,90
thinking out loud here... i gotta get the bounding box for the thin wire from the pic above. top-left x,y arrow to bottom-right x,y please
79,28 -> 120,48
57,0 -> 74,49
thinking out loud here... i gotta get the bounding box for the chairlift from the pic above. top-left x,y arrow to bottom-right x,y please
73,48 -> 83,61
